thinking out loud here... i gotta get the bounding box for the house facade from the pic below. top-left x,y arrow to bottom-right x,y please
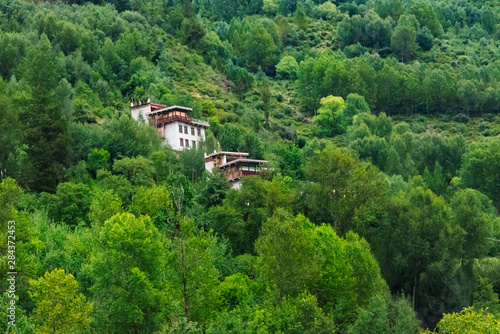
204,151 -> 268,189
131,101 -> 209,150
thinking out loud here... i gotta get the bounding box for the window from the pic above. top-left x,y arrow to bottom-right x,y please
179,125 -> 183,133
191,127 -> 195,135
192,140 -> 196,148
185,140 -> 189,148
184,126 -> 188,134
197,128 -> 201,136
180,138 -> 184,147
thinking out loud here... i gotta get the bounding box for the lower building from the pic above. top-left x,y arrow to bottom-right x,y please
205,151 -> 268,189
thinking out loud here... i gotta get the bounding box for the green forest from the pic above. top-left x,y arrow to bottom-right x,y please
1,0 -> 500,332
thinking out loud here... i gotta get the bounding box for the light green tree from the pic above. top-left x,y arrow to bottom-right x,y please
313,95 -> 345,137
256,210 -> 317,300
86,213 -> 169,333
423,307 -> 500,334
276,55 -> 299,79
342,93 -> 370,128
29,269 -> 93,334
170,220 -> 222,325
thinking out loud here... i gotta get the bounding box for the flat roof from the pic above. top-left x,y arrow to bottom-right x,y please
219,158 -> 268,169
131,102 -> 166,110
148,105 -> 193,115
205,151 -> 249,159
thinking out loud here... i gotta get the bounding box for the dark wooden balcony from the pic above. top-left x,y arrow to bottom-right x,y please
152,114 -> 192,126
226,170 -> 259,181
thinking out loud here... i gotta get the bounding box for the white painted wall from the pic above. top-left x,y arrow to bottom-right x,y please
163,121 -> 206,151
231,179 -> 241,189
131,105 -> 151,122
205,160 -> 214,172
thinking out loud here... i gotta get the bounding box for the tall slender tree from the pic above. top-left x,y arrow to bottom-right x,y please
22,35 -> 70,192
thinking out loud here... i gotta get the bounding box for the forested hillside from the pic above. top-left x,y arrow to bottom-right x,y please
1,0 -> 500,332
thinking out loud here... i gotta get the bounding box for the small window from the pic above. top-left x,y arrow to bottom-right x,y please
179,125 -> 183,133
192,140 -> 196,148
191,127 -> 195,135
180,138 -> 184,147
197,128 -> 201,136
185,140 -> 189,148
184,126 -> 188,134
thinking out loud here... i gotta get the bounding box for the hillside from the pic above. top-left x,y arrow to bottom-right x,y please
1,0 -> 500,332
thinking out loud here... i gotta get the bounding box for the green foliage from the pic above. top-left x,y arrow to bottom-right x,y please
29,269 -> 93,334
85,213 -> 168,333
293,1 -> 308,29
269,293 -> 337,333
424,307 -> 500,334
210,176 -> 268,255
22,35 -> 70,193
179,146 -> 205,182
459,138 -> 500,209
0,82 -> 26,183
276,55 -> 299,79
305,147 -> 388,235
87,148 -> 110,173
391,16 -> 418,62
242,20 -> 278,73
313,95 -> 345,137
256,209 -> 316,299
89,189 -> 123,227
170,220 -> 222,324
112,155 -> 156,187
342,93 -> 370,128
373,182 -> 462,318
349,294 -> 390,334
3,0 -> 500,332
407,0 -> 443,36
46,182 -> 92,228
131,184 -> 172,224
451,189 -> 495,264
196,169 -> 231,208
416,26 -> 433,51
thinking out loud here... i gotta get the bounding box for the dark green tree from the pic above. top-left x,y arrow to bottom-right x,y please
293,1 -> 308,29
391,17 -> 418,62
243,22 -> 277,72
22,35 -> 70,193
416,26 -> 434,51
459,138 -> 500,209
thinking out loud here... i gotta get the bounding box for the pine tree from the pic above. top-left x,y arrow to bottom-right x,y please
294,2 -> 308,29
22,35 -> 70,193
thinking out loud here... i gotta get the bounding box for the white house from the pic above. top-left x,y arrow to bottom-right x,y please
131,101 -> 209,150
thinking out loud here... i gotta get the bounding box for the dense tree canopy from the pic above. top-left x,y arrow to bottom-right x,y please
1,0 -> 500,331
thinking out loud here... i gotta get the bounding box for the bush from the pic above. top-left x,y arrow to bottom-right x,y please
478,121 -> 490,133
454,113 -> 469,123
276,55 -> 299,79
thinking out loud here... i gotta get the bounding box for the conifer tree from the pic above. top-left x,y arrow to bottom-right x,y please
294,2 -> 308,29
22,35 -> 70,193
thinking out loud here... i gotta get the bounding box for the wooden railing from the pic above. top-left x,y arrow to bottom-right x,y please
153,115 -> 191,125
152,115 -> 209,128
226,170 -> 259,181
